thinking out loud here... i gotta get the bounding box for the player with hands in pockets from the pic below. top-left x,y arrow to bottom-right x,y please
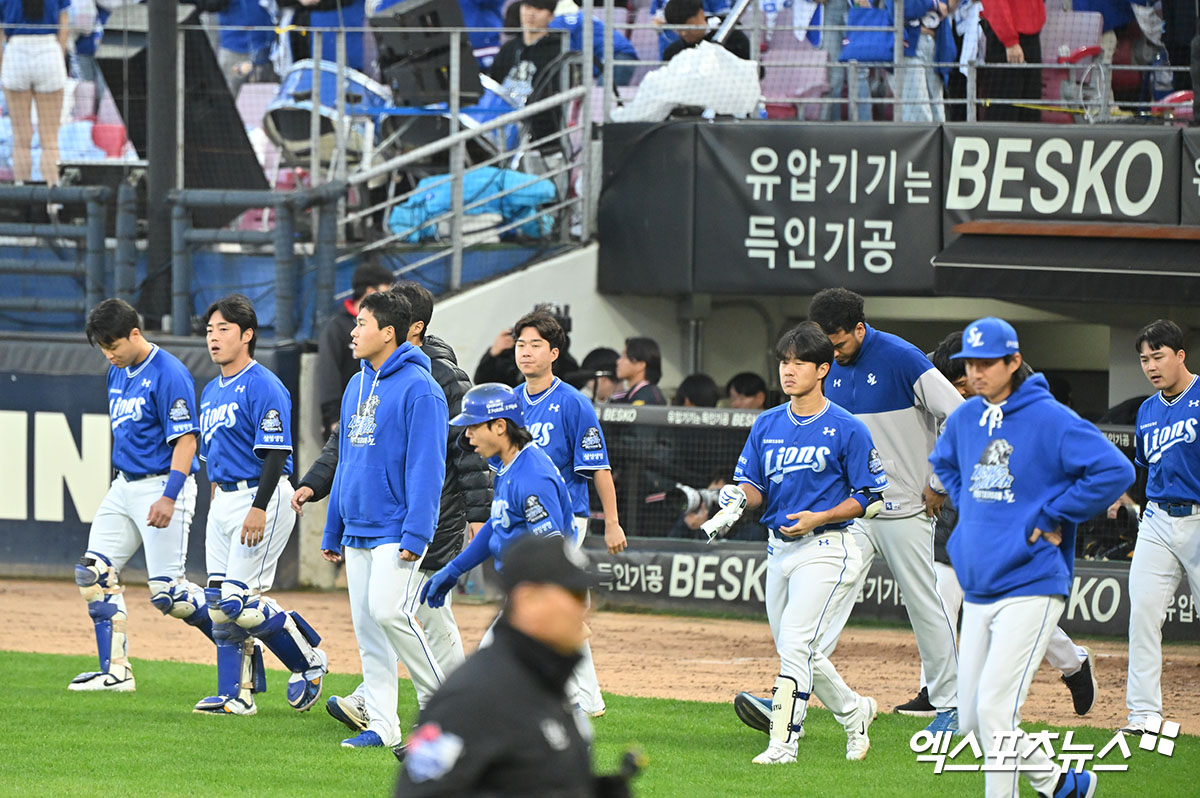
706,322 -> 887,766
70,298 -> 211,693
195,294 -> 328,717
929,318 -> 1132,798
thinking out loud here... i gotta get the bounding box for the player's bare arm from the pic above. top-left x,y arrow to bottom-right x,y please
147,433 -> 197,528
593,469 -> 627,554
779,496 -> 864,537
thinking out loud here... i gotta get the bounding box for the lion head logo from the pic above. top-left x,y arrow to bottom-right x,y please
979,439 -> 1013,466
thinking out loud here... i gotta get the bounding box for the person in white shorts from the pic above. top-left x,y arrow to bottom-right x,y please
0,0 -> 69,185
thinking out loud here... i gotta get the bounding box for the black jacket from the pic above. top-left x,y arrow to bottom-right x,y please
301,334 -> 492,571
316,303 -> 358,433
396,620 -> 614,797
474,348 -> 581,389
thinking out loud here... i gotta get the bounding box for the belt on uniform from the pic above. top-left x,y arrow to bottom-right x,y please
771,525 -> 845,543
1159,501 -> 1200,518
217,479 -> 260,492
118,470 -> 168,482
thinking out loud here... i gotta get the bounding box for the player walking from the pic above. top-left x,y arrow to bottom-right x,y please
321,290 -> 448,748
1122,319 -> 1200,736
929,318 -> 1131,798
508,310 -> 625,716
70,298 -> 211,692
196,294 -> 328,716
705,322 -> 887,765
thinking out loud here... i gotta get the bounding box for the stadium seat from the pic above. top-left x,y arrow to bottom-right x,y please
761,40 -> 827,121
1039,10 -> 1103,123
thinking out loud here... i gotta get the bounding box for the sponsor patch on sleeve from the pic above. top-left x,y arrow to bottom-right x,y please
168,398 -> 191,422
405,723 -> 464,783
259,409 -> 284,433
580,426 -> 603,451
524,494 -> 550,524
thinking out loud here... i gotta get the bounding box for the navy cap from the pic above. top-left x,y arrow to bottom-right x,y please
500,535 -> 601,594
952,317 -> 1020,360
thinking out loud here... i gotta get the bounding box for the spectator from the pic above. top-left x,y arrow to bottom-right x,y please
308,0 -> 367,72
548,0 -> 640,85
726,371 -> 768,409
71,3 -> 106,119
661,0 -> 752,62
568,346 -> 620,402
1,0 -> 69,187
672,372 -> 720,407
895,0 -> 958,122
820,0 -> 871,121
217,0 -> 275,98
612,336 -> 667,405
666,477 -> 725,538
489,0 -> 571,148
316,262 -> 394,436
650,0 -> 729,58
474,302 -> 578,387
978,0 -> 1045,122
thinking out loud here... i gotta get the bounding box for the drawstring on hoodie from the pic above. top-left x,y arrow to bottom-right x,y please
979,400 -> 1005,435
354,362 -> 382,432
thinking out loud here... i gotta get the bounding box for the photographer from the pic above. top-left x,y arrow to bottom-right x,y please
474,303 -> 579,387
666,479 -> 725,539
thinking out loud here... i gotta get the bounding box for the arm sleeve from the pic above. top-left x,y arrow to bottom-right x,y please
252,449 -> 289,511
733,422 -> 765,492
928,419 -> 964,507
400,392 -> 450,555
1037,423 -> 1136,531
251,380 -> 293,456
571,400 -> 610,475
317,320 -> 351,430
321,467 -> 346,551
300,430 -> 340,500
524,475 -> 572,536
912,365 -> 965,423
446,521 -> 495,577
845,422 -> 891,497
157,366 -> 200,444
981,0 -> 1019,47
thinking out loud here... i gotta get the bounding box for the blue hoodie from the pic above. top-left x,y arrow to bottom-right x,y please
322,342 -> 448,555
929,374 -> 1133,604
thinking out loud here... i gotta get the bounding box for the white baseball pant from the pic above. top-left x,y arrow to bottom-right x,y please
567,515 -> 605,715
206,479 -> 295,592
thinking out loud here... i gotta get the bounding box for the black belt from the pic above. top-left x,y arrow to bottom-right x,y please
771,525 -> 846,543
217,479 -> 260,492
118,470 -> 168,482
1160,502 -> 1200,518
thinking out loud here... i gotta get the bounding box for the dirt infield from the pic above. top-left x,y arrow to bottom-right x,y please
8,578 -> 1199,731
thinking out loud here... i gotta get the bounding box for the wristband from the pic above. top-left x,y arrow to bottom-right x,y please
162,470 -> 187,501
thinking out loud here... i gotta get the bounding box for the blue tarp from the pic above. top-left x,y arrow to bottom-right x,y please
387,166 -> 558,242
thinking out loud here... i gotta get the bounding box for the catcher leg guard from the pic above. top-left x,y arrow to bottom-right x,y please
194,622 -> 257,716
70,553 -> 135,692
148,576 -> 214,641
241,602 -> 327,712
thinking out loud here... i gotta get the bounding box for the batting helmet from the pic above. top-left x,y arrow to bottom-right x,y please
451,382 -> 524,427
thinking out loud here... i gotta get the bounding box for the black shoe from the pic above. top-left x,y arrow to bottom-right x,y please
1061,650 -> 1096,716
733,692 -> 772,734
393,744 -> 407,763
894,686 -> 936,717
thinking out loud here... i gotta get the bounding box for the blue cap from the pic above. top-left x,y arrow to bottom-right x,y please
951,317 -> 1020,360
450,382 -> 524,427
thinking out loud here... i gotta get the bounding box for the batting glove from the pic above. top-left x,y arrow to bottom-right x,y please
421,567 -> 460,609
702,485 -> 747,543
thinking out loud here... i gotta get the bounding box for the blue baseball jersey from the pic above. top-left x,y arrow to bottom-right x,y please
516,377 -> 610,517
734,399 -> 889,533
486,443 -> 575,568
198,360 -> 293,483
1136,375 -> 1200,504
106,344 -> 200,475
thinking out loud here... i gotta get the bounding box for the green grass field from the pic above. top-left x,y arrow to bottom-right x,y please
2,650 -> 1191,797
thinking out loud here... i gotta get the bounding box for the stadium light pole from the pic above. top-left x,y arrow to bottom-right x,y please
143,0 -> 177,330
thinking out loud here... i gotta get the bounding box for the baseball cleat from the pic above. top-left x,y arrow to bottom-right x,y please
341,730 -> 385,748
1061,649 -> 1096,716
392,744 -> 407,763
752,741 -> 797,765
924,707 -> 959,736
193,694 -> 257,715
287,648 -> 328,712
68,666 -> 136,693
1047,768 -> 1097,798
1118,720 -> 1148,736
326,694 -> 369,732
893,685 -> 936,717
734,692 -> 805,738
845,696 -> 877,760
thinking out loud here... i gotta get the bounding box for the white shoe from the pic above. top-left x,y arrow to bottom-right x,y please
752,741 -> 797,765
193,694 -> 257,715
68,664 -> 135,692
845,696 -> 877,761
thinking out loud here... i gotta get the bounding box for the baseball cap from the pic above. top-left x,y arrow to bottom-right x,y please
951,317 -> 1020,360
500,535 -> 601,594
566,347 -> 618,387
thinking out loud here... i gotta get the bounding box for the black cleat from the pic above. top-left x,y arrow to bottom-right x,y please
1061,649 -> 1096,716
894,686 -> 936,717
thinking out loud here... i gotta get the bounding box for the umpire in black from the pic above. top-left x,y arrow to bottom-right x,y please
293,280 -> 492,718
395,535 -> 634,797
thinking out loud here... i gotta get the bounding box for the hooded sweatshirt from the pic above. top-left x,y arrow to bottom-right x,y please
929,373 -> 1133,604
322,342 -> 448,555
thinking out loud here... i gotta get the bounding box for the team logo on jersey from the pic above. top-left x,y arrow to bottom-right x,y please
529,421 -> 553,447
110,395 -> 148,429
168,398 -> 191,422
823,427 -> 836,437
580,426 -> 603,451
200,402 -> 239,444
969,438 -> 1015,503
867,448 -> 884,475
1142,417 -> 1199,464
346,394 -> 380,446
491,497 -> 511,528
404,723 -> 464,783
524,494 -> 550,524
832,379 -> 842,388
867,373 -> 877,386
549,403 -> 560,413
259,409 -> 284,434
765,445 -> 831,484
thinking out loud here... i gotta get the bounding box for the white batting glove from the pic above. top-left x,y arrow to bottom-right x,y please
718,484 -> 747,511
702,485 -> 747,543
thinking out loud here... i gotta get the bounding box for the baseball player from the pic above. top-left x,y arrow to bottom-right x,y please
508,310 -> 625,716
321,290 -> 448,749
929,317 -> 1130,798
196,294 -> 328,716
1122,319 -> 1200,736
70,298 -> 211,692
705,322 -> 886,765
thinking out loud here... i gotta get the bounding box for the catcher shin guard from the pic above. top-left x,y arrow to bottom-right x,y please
71,552 -> 134,690
149,576 -> 214,641
769,675 -> 808,747
195,623 -> 259,715
242,603 -> 327,712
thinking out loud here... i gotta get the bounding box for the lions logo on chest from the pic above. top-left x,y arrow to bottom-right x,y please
970,439 -> 1015,503
347,394 -> 380,446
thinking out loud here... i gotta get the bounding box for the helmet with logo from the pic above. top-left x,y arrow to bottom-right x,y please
451,382 -> 524,428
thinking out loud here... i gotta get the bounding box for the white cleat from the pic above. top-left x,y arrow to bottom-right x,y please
68,665 -> 136,692
193,694 -> 257,716
752,741 -> 798,765
845,695 -> 877,761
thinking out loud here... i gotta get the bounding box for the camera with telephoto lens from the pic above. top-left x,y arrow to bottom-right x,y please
670,483 -> 720,515
534,302 -> 572,335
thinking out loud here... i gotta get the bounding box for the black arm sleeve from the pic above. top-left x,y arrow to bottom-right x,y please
252,449 -> 289,511
298,431 -> 340,501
